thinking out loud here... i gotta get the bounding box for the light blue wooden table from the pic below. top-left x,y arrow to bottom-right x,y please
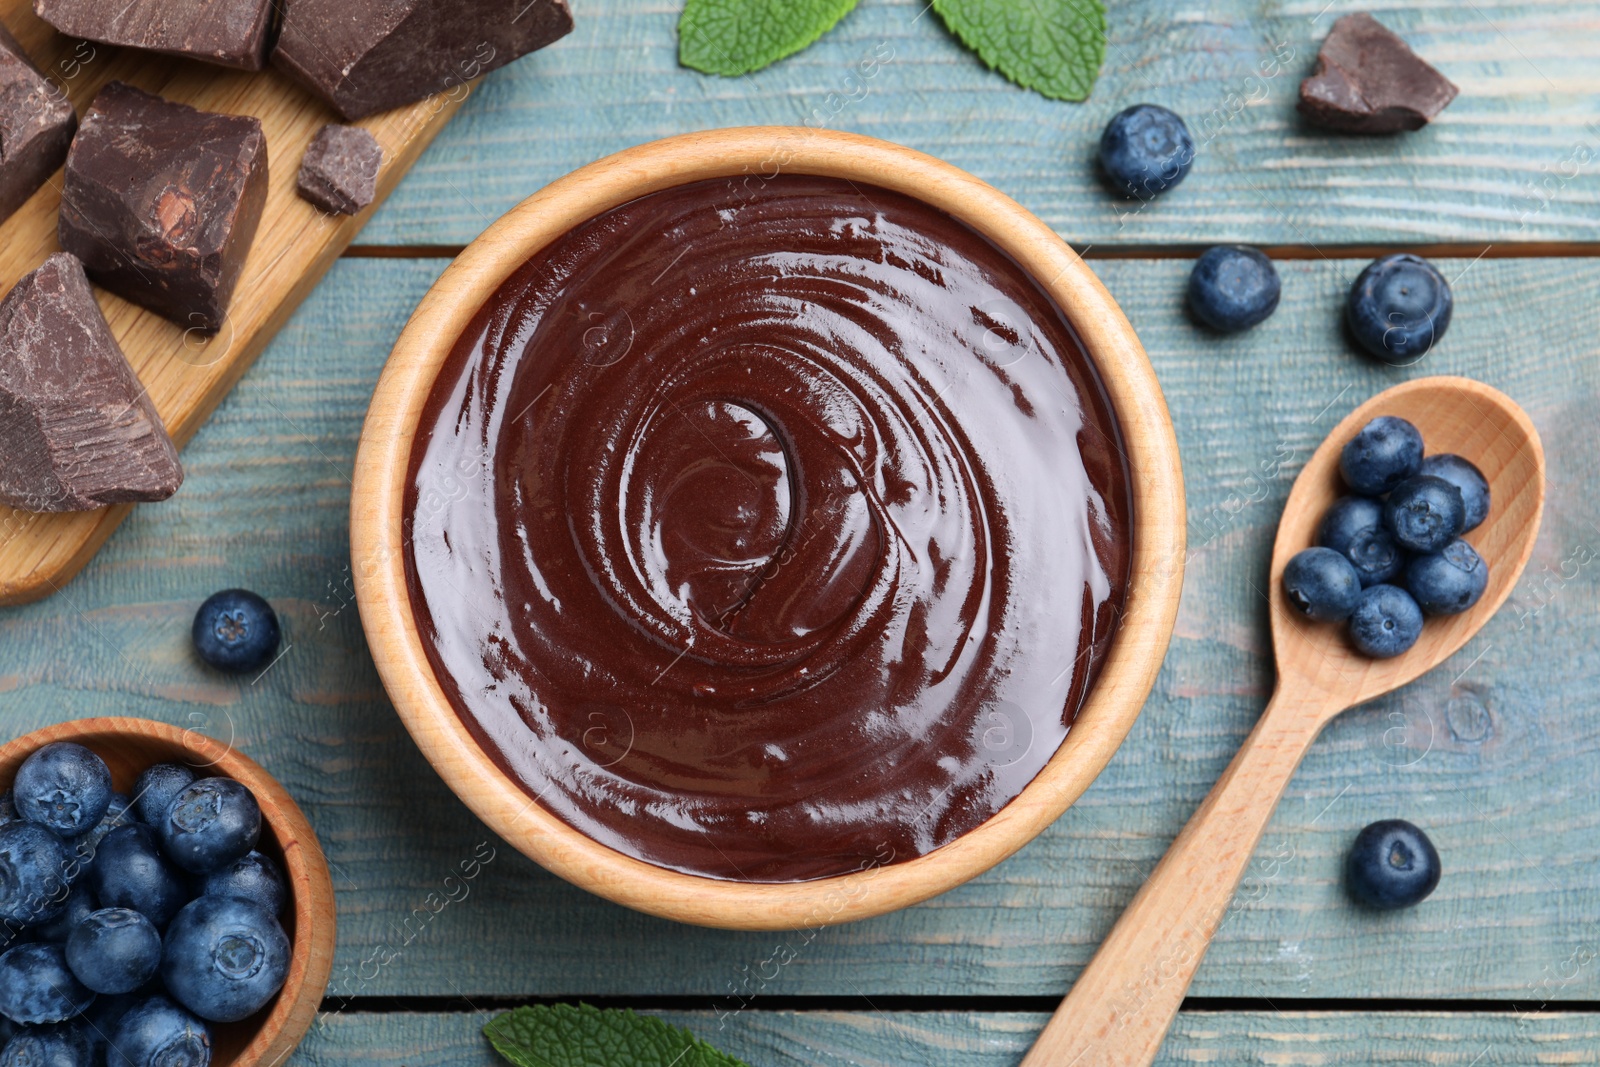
3,1 -> 1599,1063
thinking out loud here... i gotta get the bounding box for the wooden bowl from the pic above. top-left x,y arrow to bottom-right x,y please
351,127 -> 1186,930
0,718 -> 335,1066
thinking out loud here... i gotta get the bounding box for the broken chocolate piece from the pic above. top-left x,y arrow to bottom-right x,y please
58,82 -> 268,333
297,124 -> 382,216
0,253 -> 183,512
0,20 -> 76,225
32,0 -> 274,71
1299,13 -> 1459,134
273,0 -> 574,120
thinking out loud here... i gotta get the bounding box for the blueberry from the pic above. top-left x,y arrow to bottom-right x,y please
1346,819 -> 1441,909
199,852 -> 285,918
1099,104 -> 1195,199
65,909 -> 161,996
1348,584 -> 1424,658
1188,246 -> 1280,332
0,926 -> 30,959
31,882 -> 96,945
1339,416 -> 1423,496
159,780 -> 260,876
80,994 -> 144,1064
1318,496 -> 1406,587
1420,454 -> 1490,532
131,766 -> 195,832
161,897 -> 289,1023
1384,475 -> 1466,554
76,793 -> 135,867
191,591 -> 281,674
1406,539 -> 1489,615
90,827 -> 189,929
0,824 -> 73,927
0,943 -> 94,1024
0,1025 -> 92,1067
1282,548 -> 1361,622
1347,254 -> 1453,364
0,794 -> 18,827
106,997 -> 211,1067
13,744 -> 112,841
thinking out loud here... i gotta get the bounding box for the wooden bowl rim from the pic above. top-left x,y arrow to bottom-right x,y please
0,717 -> 335,1067
351,126 -> 1186,930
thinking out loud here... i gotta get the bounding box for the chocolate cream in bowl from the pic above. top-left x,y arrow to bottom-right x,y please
404,175 -> 1131,883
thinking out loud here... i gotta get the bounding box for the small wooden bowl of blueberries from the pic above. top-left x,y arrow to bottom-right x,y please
0,718 -> 335,1067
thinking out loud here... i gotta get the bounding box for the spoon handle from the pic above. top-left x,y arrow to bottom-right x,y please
1019,685 -> 1343,1067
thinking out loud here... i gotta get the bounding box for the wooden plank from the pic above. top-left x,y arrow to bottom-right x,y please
0,0 -> 468,606
296,1010 -> 1600,1066
359,0 -> 1600,249
2,257 -> 1599,1000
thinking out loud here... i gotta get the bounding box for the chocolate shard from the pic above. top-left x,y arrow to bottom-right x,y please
1299,13 -> 1459,134
273,0 -> 574,120
0,20 -> 76,225
32,0 -> 274,71
297,124 -> 382,216
58,82 -> 268,333
0,253 -> 183,512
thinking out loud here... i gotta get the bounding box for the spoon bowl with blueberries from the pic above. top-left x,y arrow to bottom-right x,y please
1272,376 -> 1543,695
1021,376 -> 1543,1067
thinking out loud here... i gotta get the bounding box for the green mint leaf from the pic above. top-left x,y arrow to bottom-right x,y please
932,0 -> 1107,102
485,1004 -> 754,1067
679,0 -> 860,76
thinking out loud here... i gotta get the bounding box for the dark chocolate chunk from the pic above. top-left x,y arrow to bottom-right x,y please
273,0 -> 573,120
0,253 -> 183,512
58,82 -> 268,333
32,0 -> 274,71
297,124 -> 382,216
1299,13 -> 1459,134
0,20 -> 76,224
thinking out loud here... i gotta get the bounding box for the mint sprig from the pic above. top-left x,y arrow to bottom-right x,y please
675,0 -> 1107,101
485,1004 -> 753,1067
932,0 -> 1107,102
679,0 -> 861,76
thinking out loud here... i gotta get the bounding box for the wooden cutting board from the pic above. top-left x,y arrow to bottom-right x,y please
0,1 -> 467,605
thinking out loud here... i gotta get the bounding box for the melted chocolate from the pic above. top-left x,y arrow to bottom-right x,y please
404,176 -> 1131,883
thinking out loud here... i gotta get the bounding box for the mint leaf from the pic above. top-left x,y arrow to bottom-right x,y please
932,0 -> 1107,102
679,0 -> 860,76
485,1005 -> 753,1067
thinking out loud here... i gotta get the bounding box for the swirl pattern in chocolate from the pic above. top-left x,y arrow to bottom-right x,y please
404,175 -> 1130,882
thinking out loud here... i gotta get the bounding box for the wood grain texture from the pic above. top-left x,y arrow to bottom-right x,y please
357,0 -> 1600,249
0,0 -> 467,606
2,258 -> 1599,1000
350,128 -> 1186,931
293,1009 -> 1600,1066
0,718 -> 336,1067
1025,379 -> 1547,1065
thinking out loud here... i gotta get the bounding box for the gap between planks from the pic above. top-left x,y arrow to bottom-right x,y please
343,242 -> 1600,262
319,995 -> 1600,1015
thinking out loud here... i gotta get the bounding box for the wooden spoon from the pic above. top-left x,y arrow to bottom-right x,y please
1021,376 -> 1545,1067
